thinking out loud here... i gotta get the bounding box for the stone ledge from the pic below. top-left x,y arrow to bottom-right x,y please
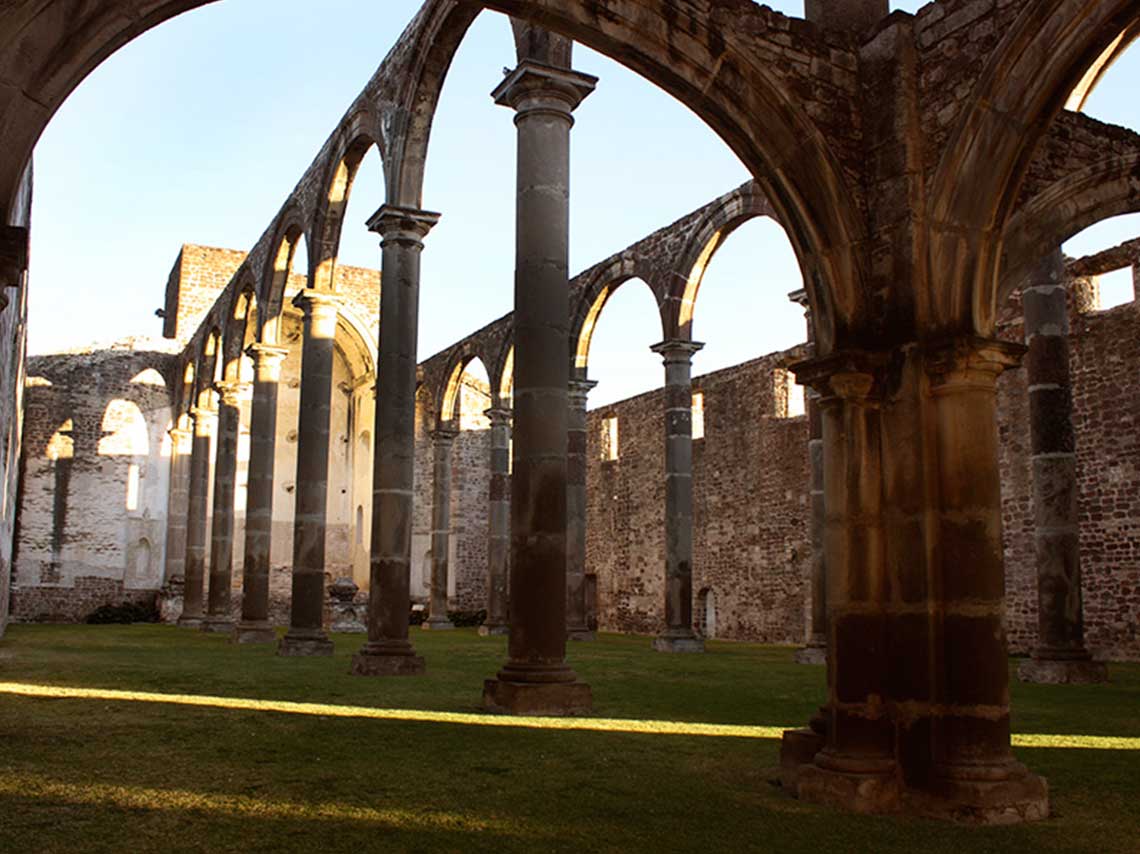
482,678 -> 593,716
653,635 -> 705,653
233,623 -> 276,645
1018,657 -> 1109,684
350,651 -> 425,677
277,633 -> 334,657
200,618 -> 234,634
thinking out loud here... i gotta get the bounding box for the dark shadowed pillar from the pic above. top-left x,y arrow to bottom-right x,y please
651,339 -> 705,653
479,406 -> 512,636
804,0 -> 888,31
162,425 -> 192,585
566,375 -> 597,641
278,290 -> 339,657
482,57 -> 596,715
424,427 -> 458,630
178,404 -> 216,628
203,380 -> 246,633
795,390 -> 828,664
1018,251 -> 1107,684
351,205 -> 438,677
235,343 -> 289,644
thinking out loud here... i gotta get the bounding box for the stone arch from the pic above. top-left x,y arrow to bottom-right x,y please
489,342 -> 514,409
311,117 -> 386,293
391,0 -> 862,351
178,360 -> 196,418
222,276 -> 257,382
259,210 -> 308,345
571,258 -> 663,375
926,0 -> 1140,335
667,182 -> 783,341
195,328 -> 222,408
437,353 -> 493,427
1066,19 -> 1140,111
1001,153 -> 1140,300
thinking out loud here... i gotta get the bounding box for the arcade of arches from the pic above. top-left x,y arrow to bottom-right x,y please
1,0 -> 1140,825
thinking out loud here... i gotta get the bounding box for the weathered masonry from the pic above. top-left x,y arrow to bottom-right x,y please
4,0 -> 1140,826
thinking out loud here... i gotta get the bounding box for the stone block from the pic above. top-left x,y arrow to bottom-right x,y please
482,678 -> 593,716
351,651 -> 426,677
1018,657 -> 1109,684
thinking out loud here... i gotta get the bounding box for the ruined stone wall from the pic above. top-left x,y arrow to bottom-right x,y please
585,354 -> 811,643
12,346 -> 174,622
163,245 -> 248,342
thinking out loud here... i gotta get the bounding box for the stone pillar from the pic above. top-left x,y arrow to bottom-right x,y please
1018,251 -> 1108,684
178,404 -> 216,628
922,339 -> 1048,820
203,380 -> 247,633
235,343 -> 289,644
278,290 -> 339,657
162,425 -> 193,585
479,406 -> 512,636
482,58 -> 596,715
650,340 -> 705,653
566,376 -> 597,641
351,205 -> 439,677
424,427 -> 458,630
794,390 -> 828,665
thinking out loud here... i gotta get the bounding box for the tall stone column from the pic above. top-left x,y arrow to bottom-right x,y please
923,339 -> 1048,819
235,343 -> 290,644
1018,251 -> 1107,684
566,376 -> 597,641
794,389 -> 828,665
651,339 -> 705,653
203,380 -> 247,633
479,406 -> 512,636
178,404 -> 216,628
162,425 -> 192,585
424,427 -> 458,630
351,205 -> 439,677
278,290 -> 339,657
482,57 -> 596,715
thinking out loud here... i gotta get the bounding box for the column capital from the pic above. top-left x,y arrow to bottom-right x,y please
484,407 -> 513,426
213,380 -> 250,407
168,426 -> 193,444
430,425 -> 460,444
366,205 -> 441,247
190,404 -> 218,422
650,339 -> 705,364
245,342 -> 290,366
568,377 -> 598,409
791,350 -> 889,401
291,288 -> 340,314
924,336 -> 1025,394
492,60 -> 597,116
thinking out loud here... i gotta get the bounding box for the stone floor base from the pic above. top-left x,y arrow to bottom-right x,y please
796,761 -> 901,815
482,678 -> 593,716
652,635 -> 705,653
793,645 -> 827,665
233,622 -> 277,644
779,728 -> 825,791
277,632 -> 334,657
478,624 -> 509,637
906,768 -> 1050,825
568,629 -> 596,642
200,617 -> 234,634
1018,657 -> 1109,684
351,651 -> 426,676
422,618 -> 455,631
176,615 -> 203,629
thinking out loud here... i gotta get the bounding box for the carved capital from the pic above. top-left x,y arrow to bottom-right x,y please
366,205 -> 440,247
924,336 -> 1024,394
650,339 -> 705,365
492,60 -> 597,119
790,350 -> 888,402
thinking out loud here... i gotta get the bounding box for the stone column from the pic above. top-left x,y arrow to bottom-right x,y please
794,390 -> 828,665
1018,251 -> 1107,684
351,205 -> 438,677
162,425 -> 192,585
178,404 -> 216,628
479,406 -> 512,636
235,343 -> 290,644
278,290 -> 339,657
482,58 -> 596,715
923,338 -> 1048,820
566,376 -> 597,641
203,380 -> 247,633
651,339 -> 705,653
424,427 -> 458,630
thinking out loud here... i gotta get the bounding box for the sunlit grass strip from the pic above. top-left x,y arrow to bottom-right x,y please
0,681 -> 785,739
0,773 -> 511,831
3,682 -> 1137,749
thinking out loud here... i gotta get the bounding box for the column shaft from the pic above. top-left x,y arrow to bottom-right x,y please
203,381 -> 245,633
162,427 -> 192,585
425,429 -> 457,630
566,377 -> 596,641
178,406 -> 215,628
278,291 -> 339,657
480,407 -> 511,635
351,206 -> 438,677
235,344 -> 289,644
652,340 -> 704,653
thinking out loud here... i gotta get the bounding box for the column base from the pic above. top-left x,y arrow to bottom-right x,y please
795,754 -> 901,816
568,628 -> 596,641
200,617 -> 234,634
653,634 -> 705,653
176,614 -> 204,629
908,766 -> 1050,825
351,649 -> 426,677
794,645 -> 827,665
482,678 -> 593,716
233,622 -> 277,644
779,727 -> 825,791
277,630 -> 334,657
422,617 -> 455,631
478,624 -> 509,637
1018,657 -> 1109,684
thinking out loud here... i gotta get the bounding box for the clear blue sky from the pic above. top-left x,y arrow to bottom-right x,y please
29,0 -> 1140,406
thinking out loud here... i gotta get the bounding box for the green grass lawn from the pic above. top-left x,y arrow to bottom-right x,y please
1,624 -> 1137,853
